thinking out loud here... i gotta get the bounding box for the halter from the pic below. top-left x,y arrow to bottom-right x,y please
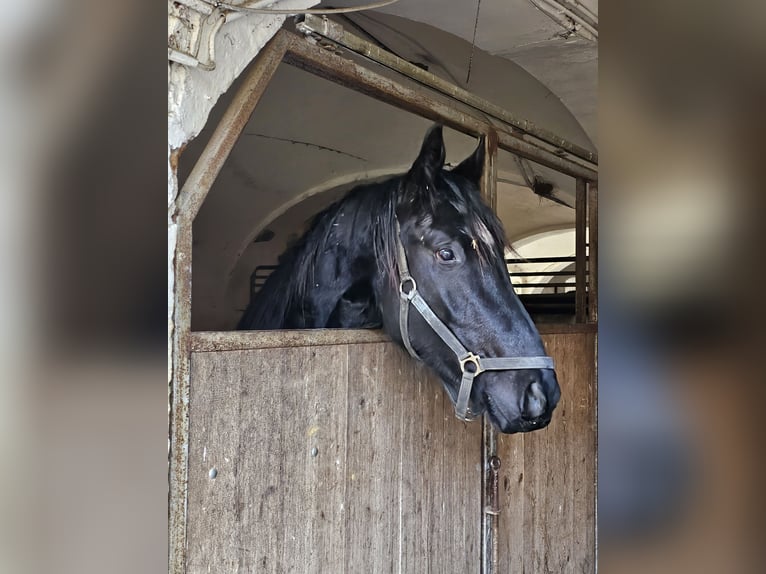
394,220 -> 555,421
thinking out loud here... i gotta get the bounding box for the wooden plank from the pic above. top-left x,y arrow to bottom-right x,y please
191,329 -> 389,352
496,332 -> 596,573
434,369 -> 483,574
186,346 -> 350,573
343,343 -> 482,572
190,322 -> 595,355
342,343 -> 402,571
536,323 -> 597,335
568,334 -> 597,571
186,341 -> 482,572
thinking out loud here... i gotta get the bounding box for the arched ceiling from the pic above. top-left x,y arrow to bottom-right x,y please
180,5 -> 597,330
330,0 -> 598,144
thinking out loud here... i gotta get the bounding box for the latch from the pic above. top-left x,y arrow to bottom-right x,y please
485,455 -> 501,516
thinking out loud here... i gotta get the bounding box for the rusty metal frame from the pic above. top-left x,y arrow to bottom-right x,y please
588,182 -> 598,322
480,131 -> 499,574
170,27 -> 598,574
296,14 -> 598,166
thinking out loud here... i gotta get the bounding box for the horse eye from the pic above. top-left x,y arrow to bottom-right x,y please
436,248 -> 455,262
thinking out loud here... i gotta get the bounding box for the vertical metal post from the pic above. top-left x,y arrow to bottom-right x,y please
588,182 -> 598,323
480,130 -> 499,574
481,129 -> 498,211
575,178 -> 587,323
482,416 -> 499,574
169,217 -> 193,574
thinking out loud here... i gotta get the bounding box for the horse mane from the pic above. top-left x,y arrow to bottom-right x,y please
238,164 -> 509,330
238,178 -> 401,329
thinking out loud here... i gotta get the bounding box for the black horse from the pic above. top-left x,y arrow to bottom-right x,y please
239,125 -> 560,433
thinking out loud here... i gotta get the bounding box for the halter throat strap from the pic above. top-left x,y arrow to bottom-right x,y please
394,220 -> 554,421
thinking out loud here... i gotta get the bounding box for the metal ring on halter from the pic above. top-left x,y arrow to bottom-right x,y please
459,352 -> 484,375
399,277 -> 417,300
457,408 -> 481,422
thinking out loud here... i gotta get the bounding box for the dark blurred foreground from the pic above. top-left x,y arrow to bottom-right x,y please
0,1 -> 763,573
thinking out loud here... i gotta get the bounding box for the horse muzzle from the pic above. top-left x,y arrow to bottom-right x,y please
484,368 -> 561,434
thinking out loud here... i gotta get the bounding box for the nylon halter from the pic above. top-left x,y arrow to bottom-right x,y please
394,220 -> 555,421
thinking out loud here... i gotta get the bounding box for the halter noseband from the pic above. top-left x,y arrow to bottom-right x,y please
394,221 -> 555,421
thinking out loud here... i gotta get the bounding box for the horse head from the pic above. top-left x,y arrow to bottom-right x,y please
379,125 -> 561,434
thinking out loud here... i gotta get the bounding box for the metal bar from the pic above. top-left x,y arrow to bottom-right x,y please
575,178 -> 587,323
177,30 -> 293,222
481,416 -> 499,574
495,129 -> 597,182
253,265 -> 278,271
283,34 -> 599,182
588,182 -> 598,322
284,35 -> 486,132
515,282 -> 579,288
169,218 -> 193,574
507,256 -> 577,264
510,270 -> 576,277
482,128 -> 498,211
296,14 -> 598,166
254,273 -> 581,284
479,126 -> 499,574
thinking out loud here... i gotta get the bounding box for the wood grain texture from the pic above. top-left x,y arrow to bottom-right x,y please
186,341 -> 482,573
497,332 -> 597,574
190,329 -> 389,352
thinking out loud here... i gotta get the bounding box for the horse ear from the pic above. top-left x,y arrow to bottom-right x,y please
408,124 -> 446,183
451,135 -> 486,184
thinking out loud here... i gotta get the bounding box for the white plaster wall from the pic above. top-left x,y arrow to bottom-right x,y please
168,0 -> 315,149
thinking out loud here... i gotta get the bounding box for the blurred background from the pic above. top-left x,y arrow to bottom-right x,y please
0,1 -> 764,572
598,1 -> 766,572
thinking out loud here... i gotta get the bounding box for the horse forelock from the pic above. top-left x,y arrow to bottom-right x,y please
404,171 -> 508,264
296,171 -> 507,302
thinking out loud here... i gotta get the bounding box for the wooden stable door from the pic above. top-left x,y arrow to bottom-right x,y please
184,329 -> 595,573
498,331 -> 596,573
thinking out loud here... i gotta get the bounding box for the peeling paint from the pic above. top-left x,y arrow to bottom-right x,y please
168,1 -> 317,150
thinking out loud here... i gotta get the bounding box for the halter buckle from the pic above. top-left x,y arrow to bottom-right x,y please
459,352 -> 484,375
455,407 -> 481,422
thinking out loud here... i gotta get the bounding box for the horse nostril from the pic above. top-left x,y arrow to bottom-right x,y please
521,381 -> 547,420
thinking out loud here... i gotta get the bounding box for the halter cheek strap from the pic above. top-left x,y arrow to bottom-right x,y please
394,221 -> 555,421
